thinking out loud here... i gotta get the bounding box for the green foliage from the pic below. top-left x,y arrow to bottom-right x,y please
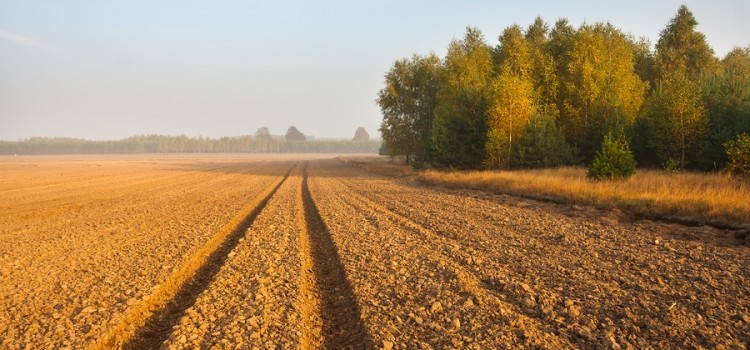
484,28 -> 535,169
374,5 -> 745,172
558,23 -> 647,160
378,140 -> 388,156
514,113 -> 573,168
377,54 -> 441,163
701,47 -> 750,169
662,158 -> 682,173
631,36 -> 656,89
655,5 -> 718,79
640,71 -> 709,168
432,27 -> 493,169
588,133 -> 636,180
431,112 -> 487,169
725,133 -> 750,179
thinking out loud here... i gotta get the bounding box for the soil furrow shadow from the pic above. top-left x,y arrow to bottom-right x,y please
122,164 -> 296,350
330,170 -> 578,345
301,162 -> 374,349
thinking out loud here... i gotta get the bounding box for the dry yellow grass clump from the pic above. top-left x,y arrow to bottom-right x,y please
419,167 -> 750,226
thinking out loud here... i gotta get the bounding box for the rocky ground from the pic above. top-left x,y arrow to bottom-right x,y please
0,157 -> 293,348
0,155 -> 747,349
162,165 -> 305,349
311,158 -> 749,349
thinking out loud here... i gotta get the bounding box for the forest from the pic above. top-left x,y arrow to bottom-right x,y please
0,127 -> 378,155
377,5 -> 750,176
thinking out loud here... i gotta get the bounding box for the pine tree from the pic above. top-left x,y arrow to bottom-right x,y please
588,132 -> 636,180
514,113 -> 573,168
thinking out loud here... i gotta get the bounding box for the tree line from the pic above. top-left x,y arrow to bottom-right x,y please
378,5 -> 750,172
1,127 -> 378,155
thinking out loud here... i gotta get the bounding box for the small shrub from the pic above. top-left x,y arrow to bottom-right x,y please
725,133 -> 750,179
663,159 -> 681,173
588,132 -> 636,180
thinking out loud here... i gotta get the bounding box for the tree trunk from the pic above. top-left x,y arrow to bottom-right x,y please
508,118 -> 513,169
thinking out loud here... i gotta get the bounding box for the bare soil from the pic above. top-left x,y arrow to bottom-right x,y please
1,155 -> 747,349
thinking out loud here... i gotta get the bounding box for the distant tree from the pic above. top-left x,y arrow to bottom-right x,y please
378,140 -> 389,156
514,113 -> 573,168
285,126 -> 306,141
485,72 -> 535,169
255,127 -> 273,152
353,127 -> 370,141
494,25 -> 531,76
255,127 -> 272,140
654,5 -> 718,80
432,27 -> 493,169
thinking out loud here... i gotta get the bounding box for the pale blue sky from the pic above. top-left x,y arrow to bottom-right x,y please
1,1 -> 748,141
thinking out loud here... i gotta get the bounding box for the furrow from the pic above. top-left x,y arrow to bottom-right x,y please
310,160 -> 573,348
299,161 -> 373,349
93,163 -> 296,349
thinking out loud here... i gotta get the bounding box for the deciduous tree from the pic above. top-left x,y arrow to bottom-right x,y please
526,17 -> 559,117
432,27 -> 493,169
485,25 -> 535,169
559,23 -> 647,160
377,54 -> 441,164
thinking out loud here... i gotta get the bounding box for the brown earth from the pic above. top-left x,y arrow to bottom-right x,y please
0,155 -> 748,349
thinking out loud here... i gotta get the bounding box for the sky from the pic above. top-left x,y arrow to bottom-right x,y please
1,1 -> 748,141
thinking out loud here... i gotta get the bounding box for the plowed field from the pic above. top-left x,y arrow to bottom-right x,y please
1,155 -> 748,349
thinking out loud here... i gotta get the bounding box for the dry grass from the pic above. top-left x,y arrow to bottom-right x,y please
338,156 -> 415,177
419,167 -> 750,226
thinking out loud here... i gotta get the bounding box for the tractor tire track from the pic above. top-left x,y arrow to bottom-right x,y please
163,164 -> 305,348
298,161 -> 373,349
94,163 -> 296,349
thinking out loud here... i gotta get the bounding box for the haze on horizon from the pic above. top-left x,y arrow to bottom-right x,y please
1,0 -> 748,141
